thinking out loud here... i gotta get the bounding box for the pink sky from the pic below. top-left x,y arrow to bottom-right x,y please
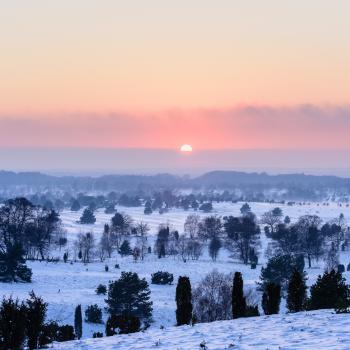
1,1 -> 350,151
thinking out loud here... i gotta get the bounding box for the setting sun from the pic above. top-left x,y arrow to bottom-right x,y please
180,144 -> 193,152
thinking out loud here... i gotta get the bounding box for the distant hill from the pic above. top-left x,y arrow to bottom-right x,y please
1,170 -> 350,197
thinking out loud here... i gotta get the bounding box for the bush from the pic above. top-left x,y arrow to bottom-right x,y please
56,325 -> 75,342
93,332 -> 103,338
105,314 -> 140,335
96,284 -> 107,295
347,263 -> 350,271
286,269 -> 307,313
308,270 -> 350,310
338,264 -> 345,273
245,305 -> 260,317
151,271 -> 174,285
85,304 -> 103,324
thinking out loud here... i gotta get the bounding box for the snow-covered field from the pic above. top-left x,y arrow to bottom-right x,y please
52,310 -> 350,350
1,201 -> 350,341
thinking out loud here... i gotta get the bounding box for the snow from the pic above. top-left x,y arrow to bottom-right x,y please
52,310 -> 350,350
1,201 -> 350,341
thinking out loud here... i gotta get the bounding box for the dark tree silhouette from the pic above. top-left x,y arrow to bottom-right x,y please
176,276 -> 193,326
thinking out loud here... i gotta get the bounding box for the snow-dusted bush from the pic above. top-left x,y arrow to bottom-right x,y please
192,270 -> 232,323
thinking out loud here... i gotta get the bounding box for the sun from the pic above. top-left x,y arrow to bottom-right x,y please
180,144 -> 193,152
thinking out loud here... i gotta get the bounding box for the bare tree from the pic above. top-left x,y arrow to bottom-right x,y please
184,214 -> 200,239
192,270 -> 232,323
135,221 -> 150,260
76,232 -> 95,263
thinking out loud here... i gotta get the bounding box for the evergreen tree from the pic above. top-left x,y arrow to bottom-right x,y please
232,272 -> 246,319
0,297 -> 27,350
119,240 -> 132,256
26,292 -> 47,350
262,282 -> 281,315
286,269 -> 307,313
74,305 -> 83,340
308,269 -> 349,310
85,304 -> 103,324
175,276 -> 192,326
106,272 -> 153,322
79,209 -> 96,224
0,242 -> 32,282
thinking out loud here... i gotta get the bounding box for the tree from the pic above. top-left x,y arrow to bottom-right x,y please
0,242 -> 32,282
232,272 -> 246,319
79,209 -> 96,224
75,232 -> 95,263
155,226 -> 170,257
144,201 -> 153,215
184,214 -> 200,239
74,305 -> 83,340
259,254 -> 305,290
0,297 -> 27,350
85,304 -> 103,324
176,276 -> 192,325
110,212 -> 132,248
286,269 -> 307,313
262,283 -> 281,315
70,199 -> 81,212
261,207 -> 283,234
295,215 -> 324,268
26,292 -> 47,350
99,224 -> 114,259
135,221 -> 150,260
240,203 -> 251,215
198,216 -> 222,241
224,215 -> 260,264
192,270 -> 232,323
199,202 -> 213,213
325,242 -> 339,272
308,270 -> 349,310
119,240 -> 132,256
106,272 -> 152,323
209,237 -> 221,261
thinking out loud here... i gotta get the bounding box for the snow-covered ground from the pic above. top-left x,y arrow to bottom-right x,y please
52,310 -> 350,350
1,201 -> 350,340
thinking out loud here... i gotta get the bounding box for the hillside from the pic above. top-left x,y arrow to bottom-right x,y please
52,310 -> 350,350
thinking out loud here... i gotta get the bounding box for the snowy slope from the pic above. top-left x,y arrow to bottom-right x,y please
52,310 -> 350,350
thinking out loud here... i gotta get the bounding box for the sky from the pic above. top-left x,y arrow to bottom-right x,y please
1,1 -> 350,173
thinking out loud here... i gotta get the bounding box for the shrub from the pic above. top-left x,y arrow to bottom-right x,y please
93,332 -> 103,338
56,325 -> 75,342
79,208 -> 96,224
338,264 -> 345,273
85,304 -> 103,324
308,270 -> 349,310
245,305 -> 260,317
151,271 -> 174,285
105,314 -> 140,335
96,284 -> 107,295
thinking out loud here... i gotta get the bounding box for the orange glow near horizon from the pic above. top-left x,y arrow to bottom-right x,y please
1,1 -> 350,150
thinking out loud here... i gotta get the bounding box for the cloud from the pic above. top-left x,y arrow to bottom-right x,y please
1,105 -> 350,149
